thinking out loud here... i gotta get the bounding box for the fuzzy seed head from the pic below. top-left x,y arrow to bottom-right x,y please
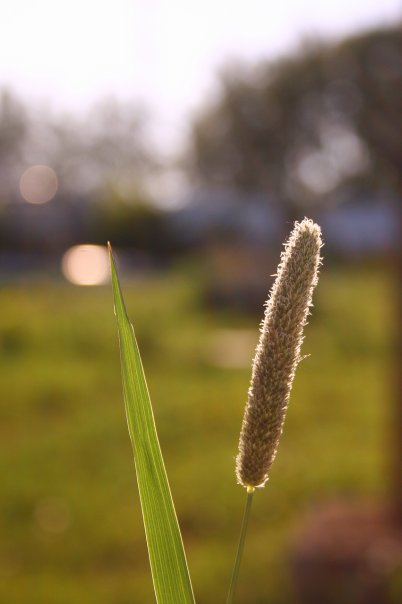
235,218 -> 322,488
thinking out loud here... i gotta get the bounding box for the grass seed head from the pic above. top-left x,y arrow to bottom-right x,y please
235,218 -> 322,488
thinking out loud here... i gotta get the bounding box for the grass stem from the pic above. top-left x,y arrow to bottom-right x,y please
226,487 -> 255,604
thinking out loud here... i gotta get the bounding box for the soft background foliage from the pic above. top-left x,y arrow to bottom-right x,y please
0,261 -> 392,603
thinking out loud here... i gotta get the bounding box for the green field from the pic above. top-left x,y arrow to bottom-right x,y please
0,262 -> 394,603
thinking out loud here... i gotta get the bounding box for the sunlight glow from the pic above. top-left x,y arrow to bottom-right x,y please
61,245 -> 110,286
1,1 -> 400,154
19,165 -> 58,204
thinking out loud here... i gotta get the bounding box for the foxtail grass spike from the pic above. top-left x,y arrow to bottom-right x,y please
236,218 -> 322,489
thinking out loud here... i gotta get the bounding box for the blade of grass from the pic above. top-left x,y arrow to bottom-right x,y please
109,243 -> 195,604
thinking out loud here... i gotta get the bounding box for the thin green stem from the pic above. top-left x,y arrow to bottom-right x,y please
226,487 -> 255,604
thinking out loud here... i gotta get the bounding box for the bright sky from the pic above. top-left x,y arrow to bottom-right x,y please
1,0 -> 401,153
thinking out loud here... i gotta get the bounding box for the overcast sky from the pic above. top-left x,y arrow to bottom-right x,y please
1,0 -> 401,153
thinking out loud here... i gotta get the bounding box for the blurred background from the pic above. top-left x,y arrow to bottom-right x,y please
1,1 -> 402,603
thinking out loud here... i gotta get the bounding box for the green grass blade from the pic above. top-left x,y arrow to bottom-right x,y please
109,244 -> 195,604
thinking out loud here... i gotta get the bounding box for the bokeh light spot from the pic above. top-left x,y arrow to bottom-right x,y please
19,164 -> 58,204
61,245 -> 110,286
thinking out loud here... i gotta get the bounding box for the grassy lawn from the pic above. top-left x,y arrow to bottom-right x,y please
0,261 -> 394,603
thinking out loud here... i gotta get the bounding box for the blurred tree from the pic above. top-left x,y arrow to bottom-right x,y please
23,98 -> 155,198
0,90 -> 29,201
190,25 -> 402,210
0,92 -> 164,254
91,187 -> 172,258
0,91 -> 155,203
